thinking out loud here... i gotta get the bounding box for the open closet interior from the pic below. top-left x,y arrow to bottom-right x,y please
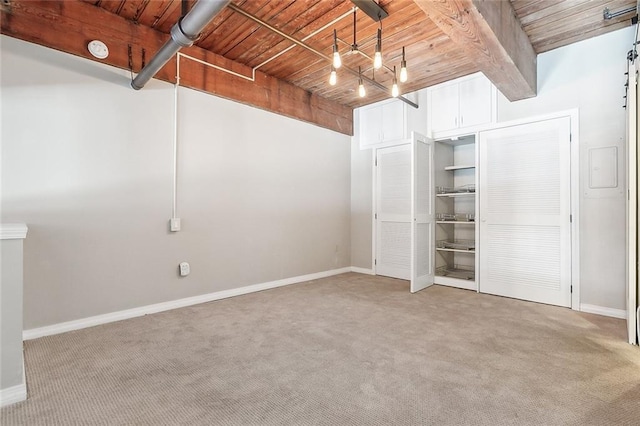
434,136 -> 477,291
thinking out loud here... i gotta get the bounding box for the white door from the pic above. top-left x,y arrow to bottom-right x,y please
459,76 -> 492,128
376,144 -> 411,280
430,83 -> 459,133
381,101 -> 406,142
479,117 -> 572,307
359,104 -> 383,148
411,132 -> 435,292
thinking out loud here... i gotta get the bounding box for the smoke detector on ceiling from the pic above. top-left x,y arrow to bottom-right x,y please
87,40 -> 109,59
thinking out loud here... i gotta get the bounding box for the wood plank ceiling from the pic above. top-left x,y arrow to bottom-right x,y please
1,0 -> 637,135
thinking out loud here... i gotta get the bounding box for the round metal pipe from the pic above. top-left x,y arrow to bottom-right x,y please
131,0 -> 230,90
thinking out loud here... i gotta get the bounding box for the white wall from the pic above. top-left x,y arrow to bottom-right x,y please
349,26 -> 635,312
497,26 -> 635,311
1,36 -> 351,329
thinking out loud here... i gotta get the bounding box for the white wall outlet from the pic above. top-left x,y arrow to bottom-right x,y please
170,218 -> 181,232
179,262 -> 190,277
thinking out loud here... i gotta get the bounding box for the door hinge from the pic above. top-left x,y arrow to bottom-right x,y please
570,214 -> 572,223
569,133 -> 572,142
374,259 -> 377,265
375,157 -> 378,166
570,285 -> 573,293
375,213 -> 378,219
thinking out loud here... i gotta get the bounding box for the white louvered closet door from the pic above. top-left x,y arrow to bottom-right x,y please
479,117 -> 572,307
411,132 -> 435,292
376,144 -> 411,280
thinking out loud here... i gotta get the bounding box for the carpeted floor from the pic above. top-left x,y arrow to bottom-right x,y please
2,273 -> 639,425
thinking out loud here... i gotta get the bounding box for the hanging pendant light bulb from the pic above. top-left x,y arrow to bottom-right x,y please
391,66 -> 399,97
373,28 -> 382,69
399,46 -> 408,83
358,66 -> 366,98
332,29 -> 342,69
329,65 -> 337,86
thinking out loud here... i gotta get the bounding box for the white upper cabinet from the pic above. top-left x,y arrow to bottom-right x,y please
428,73 -> 495,136
355,92 -> 428,150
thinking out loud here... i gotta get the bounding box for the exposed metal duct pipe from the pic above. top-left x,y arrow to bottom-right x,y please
131,0 -> 230,90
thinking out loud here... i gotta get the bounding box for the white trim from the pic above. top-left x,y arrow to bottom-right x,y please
350,267 -> 375,275
580,304 -> 627,319
0,383 -> 26,408
0,223 -> 28,240
23,267 -> 351,340
371,147 -> 377,275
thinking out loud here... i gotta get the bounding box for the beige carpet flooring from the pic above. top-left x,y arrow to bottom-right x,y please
2,273 -> 639,425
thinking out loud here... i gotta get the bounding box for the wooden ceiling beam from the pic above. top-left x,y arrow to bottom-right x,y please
414,0 -> 537,101
0,0 -> 352,135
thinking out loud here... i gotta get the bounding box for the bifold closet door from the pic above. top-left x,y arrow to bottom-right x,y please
411,132 -> 435,292
376,144 -> 411,280
479,117 -> 572,307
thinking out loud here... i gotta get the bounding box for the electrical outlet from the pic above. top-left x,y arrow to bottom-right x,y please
179,262 -> 190,277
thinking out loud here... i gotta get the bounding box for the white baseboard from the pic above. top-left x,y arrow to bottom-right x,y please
580,304 -> 627,319
350,267 -> 374,275
0,383 -> 26,408
23,267 -> 352,340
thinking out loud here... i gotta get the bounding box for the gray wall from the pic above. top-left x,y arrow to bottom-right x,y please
0,238 -> 25,390
350,111 -> 374,269
1,36 -> 351,330
349,26 -> 634,312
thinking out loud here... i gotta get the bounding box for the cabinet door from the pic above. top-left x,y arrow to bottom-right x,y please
376,144 -> 412,280
478,117 -> 572,307
430,83 -> 459,133
359,105 -> 383,149
411,132 -> 435,293
459,76 -> 492,128
381,100 -> 406,142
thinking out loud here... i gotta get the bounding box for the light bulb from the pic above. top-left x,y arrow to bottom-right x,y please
333,50 -> 342,69
392,82 -> 399,97
358,82 -> 366,97
373,51 -> 382,69
332,29 -> 341,69
399,47 -> 407,83
400,62 -> 408,83
329,69 -> 337,86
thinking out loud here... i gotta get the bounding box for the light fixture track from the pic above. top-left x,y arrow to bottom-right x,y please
226,2 -> 418,108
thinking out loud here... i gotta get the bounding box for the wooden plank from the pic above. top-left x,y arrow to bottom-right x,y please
511,0 -> 561,16
534,19 -> 631,53
415,0 -> 537,101
0,0 -> 353,135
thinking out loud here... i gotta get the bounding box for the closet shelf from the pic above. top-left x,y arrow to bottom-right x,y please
444,165 -> 475,171
437,248 -> 476,254
436,213 -> 475,222
436,265 -> 475,281
436,184 -> 475,197
436,221 -> 476,225
437,239 -> 475,251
